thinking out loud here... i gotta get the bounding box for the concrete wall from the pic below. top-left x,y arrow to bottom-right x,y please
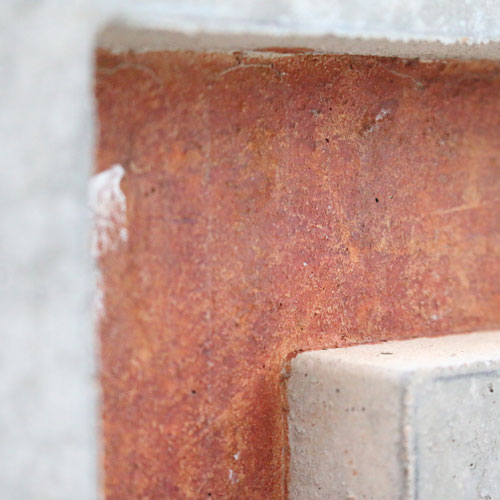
0,2 -> 101,499
106,0 -> 500,58
1,0 -> 500,499
117,0 -> 500,44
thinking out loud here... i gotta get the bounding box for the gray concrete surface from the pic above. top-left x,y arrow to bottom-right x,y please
0,1 -> 103,499
287,332 -> 500,500
1,0 -> 500,499
117,0 -> 500,44
103,0 -> 500,59
98,26 -> 500,60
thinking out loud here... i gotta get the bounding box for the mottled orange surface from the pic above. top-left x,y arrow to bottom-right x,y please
95,49 -> 500,500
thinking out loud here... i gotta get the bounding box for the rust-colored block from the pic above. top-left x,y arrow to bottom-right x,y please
95,49 -> 500,500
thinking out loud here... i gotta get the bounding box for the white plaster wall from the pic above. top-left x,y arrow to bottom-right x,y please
0,0 -> 499,499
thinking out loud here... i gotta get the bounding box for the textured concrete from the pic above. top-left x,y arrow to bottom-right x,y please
3,0 -> 500,499
0,1 -> 102,499
98,25 -> 500,61
101,0 -> 500,60
287,331 -> 500,500
95,49 -> 500,500
114,0 -> 500,46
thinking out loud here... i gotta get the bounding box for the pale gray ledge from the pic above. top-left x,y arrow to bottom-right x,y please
98,0 -> 500,59
287,331 -> 500,500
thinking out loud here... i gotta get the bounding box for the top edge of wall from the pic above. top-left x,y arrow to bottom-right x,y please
97,0 -> 500,60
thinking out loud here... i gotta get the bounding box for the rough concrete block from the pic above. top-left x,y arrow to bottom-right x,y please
0,1 -> 102,498
287,331 -> 500,500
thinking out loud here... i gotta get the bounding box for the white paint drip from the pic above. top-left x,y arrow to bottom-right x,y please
365,107 -> 394,134
93,267 -> 105,323
375,107 -> 391,122
89,164 -> 128,258
228,469 -> 237,484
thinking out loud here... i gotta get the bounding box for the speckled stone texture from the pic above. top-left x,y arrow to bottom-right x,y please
95,50 -> 500,500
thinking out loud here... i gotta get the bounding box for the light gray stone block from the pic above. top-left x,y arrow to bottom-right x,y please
287,332 -> 500,500
100,0 -> 500,59
0,1 -> 104,499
